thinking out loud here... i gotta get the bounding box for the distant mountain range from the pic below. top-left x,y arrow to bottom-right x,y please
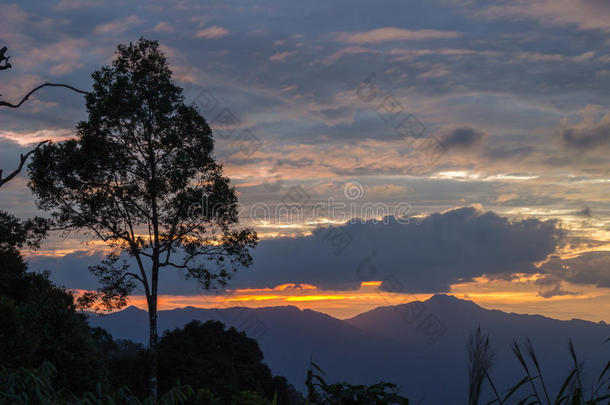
87,295 -> 610,404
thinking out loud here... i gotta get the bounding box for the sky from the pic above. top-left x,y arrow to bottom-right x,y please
1,0 -> 610,321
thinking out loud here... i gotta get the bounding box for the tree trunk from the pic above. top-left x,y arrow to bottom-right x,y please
148,296 -> 159,399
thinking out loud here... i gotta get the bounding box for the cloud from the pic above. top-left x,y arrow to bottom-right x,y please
536,274 -> 580,298
94,15 -> 143,35
513,51 -> 595,63
231,207 -> 564,293
540,251 -> 610,290
28,38 -> 88,75
335,27 -> 461,43
495,194 -> 518,203
29,251 -> 105,291
194,26 -> 230,39
29,250 -> 204,296
1,129 -> 74,146
559,111 -> 610,150
315,46 -> 377,65
417,67 -> 450,79
475,0 -> 610,33
269,51 -> 295,63
371,184 -> 406,196
436,126 -> 487,150
28,208 -> 564,296
152,21 -> 174,33
55,0 -> 98,10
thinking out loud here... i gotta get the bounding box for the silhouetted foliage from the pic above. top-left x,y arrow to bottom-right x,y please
0,46 -> 11,70
27,37 -> 257,398
0,361 -> 194,405
158,320 -> 302,404
106,339 -> 152,398
0,252 -> 112,395
0,210 -> 47,251
0,178 -> 103,395
305,361 -> 409,405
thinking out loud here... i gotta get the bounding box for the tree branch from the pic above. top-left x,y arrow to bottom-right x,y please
0,46 -> 11,70
0,140 -> 48,187
126,272 -> 144,283
0,82 -> 88,108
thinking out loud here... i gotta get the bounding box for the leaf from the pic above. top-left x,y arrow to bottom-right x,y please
503,377 -> 533,404
554,369 -> 576,405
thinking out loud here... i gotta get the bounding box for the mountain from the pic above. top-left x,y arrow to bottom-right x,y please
88,304 -> 397,392
346,294 -> 610,402
87,295 -> 610,404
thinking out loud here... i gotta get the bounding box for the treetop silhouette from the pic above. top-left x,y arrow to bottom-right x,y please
27,37 -> 258,398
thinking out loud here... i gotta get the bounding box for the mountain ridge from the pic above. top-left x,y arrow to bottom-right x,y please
87,294 -> 610,404
98,294 -> 608,326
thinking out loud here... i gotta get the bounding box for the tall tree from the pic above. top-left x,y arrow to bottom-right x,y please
28,38 -> 258,398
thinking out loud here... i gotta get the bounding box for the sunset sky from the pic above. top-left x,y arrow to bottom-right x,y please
1,0 -> 610,322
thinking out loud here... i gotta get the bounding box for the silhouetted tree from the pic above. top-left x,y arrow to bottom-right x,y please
28,38 -> 257,398
158,320 -> 302,404
106,340 -> 152,398
0,214 -> 111,394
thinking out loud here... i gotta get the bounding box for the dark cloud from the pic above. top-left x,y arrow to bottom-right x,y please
29,207 -> 564,295
437,126 -> 486,150
28,251 -> 105,290
536,274 -> 580,298
484,145 -> 534,160
232,206 -> 564,293
28,250 -> 205,295
540,251 -> 610,289
559,122 -> 610,150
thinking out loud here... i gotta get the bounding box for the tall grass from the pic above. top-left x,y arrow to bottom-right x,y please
468,326 -> 496,405
468,330 -> 610,405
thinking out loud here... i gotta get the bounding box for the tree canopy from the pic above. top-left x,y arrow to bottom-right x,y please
158,320 -> 303,404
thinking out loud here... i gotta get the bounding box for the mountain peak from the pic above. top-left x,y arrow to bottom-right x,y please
123,305 -> 146,312
424,294 -> 481,310
425,294 -> 461,303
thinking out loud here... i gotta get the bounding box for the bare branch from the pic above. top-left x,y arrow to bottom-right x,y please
0,140 -> 48,188
0,82 -> 88,108
125,272 -> 144,283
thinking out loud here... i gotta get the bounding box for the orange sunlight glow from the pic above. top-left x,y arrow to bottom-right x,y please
72,269 -> 610,322
68,263 -> 610,321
